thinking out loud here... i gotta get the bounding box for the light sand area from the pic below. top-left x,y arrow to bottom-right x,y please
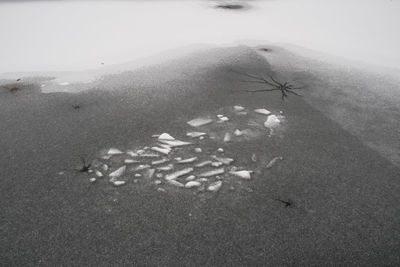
0,46 -> 399,266
258,44 -> 400,167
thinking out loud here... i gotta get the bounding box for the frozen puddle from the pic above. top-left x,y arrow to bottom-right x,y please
70,105 -> 286,197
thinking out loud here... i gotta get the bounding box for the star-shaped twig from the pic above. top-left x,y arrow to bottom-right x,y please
230,69 -> 303,100
76,155 -> 92,173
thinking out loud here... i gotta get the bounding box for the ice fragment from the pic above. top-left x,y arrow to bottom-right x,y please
177,157 -> 198,164
187,118 -> 213,127
165,168 -> 194,180
185,181 -> 201,188
230,170 -> 252,179
107,148 -> 123,155
112,180 -> 126,187
266,156 -> 283,169
223,132 -> 232,142
158,133 -> 175,141
234,105 -> 245,112
212,156 -> 234,165
264,115 -> 280,129
195,161 -> 212,168
234,129 -> 243,136
109,166 -> 126,179
158,139 -> 192,147
198,168 -> 225,177
254,108 -> 271,115
151,146 -> 171,155
167,180 -> 185,187
207,181 -> 222,192
186,132 -> 207,138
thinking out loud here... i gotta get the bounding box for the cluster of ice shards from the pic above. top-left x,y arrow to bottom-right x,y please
75,105 -> 284,194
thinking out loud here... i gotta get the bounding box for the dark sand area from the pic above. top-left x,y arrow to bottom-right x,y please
0,46 -> 399,266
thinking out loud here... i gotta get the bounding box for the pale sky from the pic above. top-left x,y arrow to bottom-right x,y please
0,0 -> 399,73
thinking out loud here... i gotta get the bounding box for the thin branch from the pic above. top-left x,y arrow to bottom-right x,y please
269,76 -> 282,87
245,88 -> 279,93
286,84 -> 303,90
281,91 -> 287,100
286,90 -> 302,97
230,69 -> 263,80
238,80 -> 270,84
230,69 -> 276,87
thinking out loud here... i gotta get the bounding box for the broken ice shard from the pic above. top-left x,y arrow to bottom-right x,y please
266,156 -> 283,169
126,150 -> 139,157
186,132 -> 207,138
134,164 -> 151,171
177,157 -> 198,164
167,180 -> 185,187
156,164 -> 174,171
151,146 -> 171,155
254,108 -> 271,115
264,115 -> 280,129
158,143 -> 173,150
107,148 -> 123,155
219,116 -> 229,122
198,168 -> 225,177
145,169 -> 156,179
234,105 -> 245,112
151,158 -> 170,165
158,139 -> 192,147
112,180 -> 126,187
234,129 -> 243,136
124,159 -> 140,164
211,162 -> 223,167
109,166 -> 126,179
195,160 -> 212,168
207,181 -> 222,192
212,156 -> 234,165
185,181 -> 201,188
185,175 -> 196,181
230,170 -> 252,179
165,168 -> 194,180
139,152 -> 160,158
187,118 -> 213,127
223,132 -> 232,142
158,133 -> 175,141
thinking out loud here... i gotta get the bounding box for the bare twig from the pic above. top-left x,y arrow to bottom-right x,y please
76,156 -> 92,173
231,69 -> 303,100
274,198 -> 293,207
245,88 -> 279,93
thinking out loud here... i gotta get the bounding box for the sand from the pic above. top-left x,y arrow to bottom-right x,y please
0,46 -> 399,266
262,44 -> 400,167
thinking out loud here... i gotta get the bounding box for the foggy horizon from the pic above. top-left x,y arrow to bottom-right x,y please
1,0 -> 399,74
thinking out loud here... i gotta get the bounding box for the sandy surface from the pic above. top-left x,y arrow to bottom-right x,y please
0,46 -> 399,266
261,44 -> 400,167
